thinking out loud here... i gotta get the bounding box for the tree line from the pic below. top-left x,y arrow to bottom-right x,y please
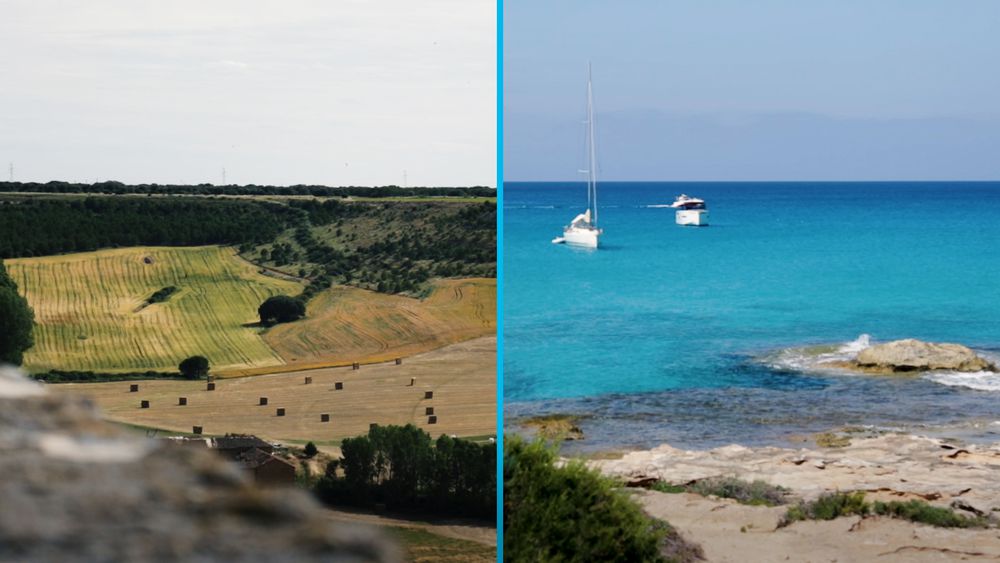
315,424 -> 495,519
0,197 -> 296,258
0,180 -> 495,198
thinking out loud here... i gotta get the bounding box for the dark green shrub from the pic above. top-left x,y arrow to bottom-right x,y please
303,442 -> 318,457
0,260 -> 34,366
258,295 -> 306,325
872,500 -> 988,528
649,481 -> 687,494
688,476 -> 789,506
504,436 -> 701,563
147,286 -> 177,304
783,492 -> 869,525
178,355 -> 210,379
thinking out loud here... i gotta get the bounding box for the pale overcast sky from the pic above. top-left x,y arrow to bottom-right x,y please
0,0 -> 496,187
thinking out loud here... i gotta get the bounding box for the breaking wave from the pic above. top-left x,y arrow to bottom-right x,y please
761,334 -> 871,372
925,371 -> 1000,392
761,334 -> 1000,393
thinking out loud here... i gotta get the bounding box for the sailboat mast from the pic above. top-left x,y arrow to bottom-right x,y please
587,63 -> 598,225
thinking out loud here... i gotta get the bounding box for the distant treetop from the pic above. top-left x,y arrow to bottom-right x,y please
0,181 -> 495,198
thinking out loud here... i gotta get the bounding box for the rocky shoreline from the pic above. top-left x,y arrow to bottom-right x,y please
588,432 -> 1000,561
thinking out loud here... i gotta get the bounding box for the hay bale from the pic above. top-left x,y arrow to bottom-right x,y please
140,400 -> 149,409
320,414 -> 330,422
395,358 -> 402,365
334,382 -> 343,390
206,383 -> 216,391
276,408 -> 285,417
129,384 -> 139,393
259,397 -> 268,406
425,407 -> 434,415
427,416 -> 437,424
352,362 -> 360,370
192,425 -> 203,434
304,376 -> 312,385
178,397 -> 187,406
424,391 -> 433,400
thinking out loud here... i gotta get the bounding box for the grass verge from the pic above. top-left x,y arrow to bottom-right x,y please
389,526 -> 496,563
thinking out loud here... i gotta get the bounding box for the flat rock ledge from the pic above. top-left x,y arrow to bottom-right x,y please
0,367 -> 398,563
592,435 -> 1000,562
590,433 -> 1000,516
825,338 -> 996,374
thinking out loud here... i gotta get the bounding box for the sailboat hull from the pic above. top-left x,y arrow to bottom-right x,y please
563,227 -> 600,248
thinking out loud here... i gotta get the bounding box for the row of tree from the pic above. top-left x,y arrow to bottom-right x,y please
0,181 -> 495,198
0,197 -> 296,258
315,424 -> 495,519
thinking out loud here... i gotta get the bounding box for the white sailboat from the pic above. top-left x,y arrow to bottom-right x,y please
553,65 -> 602,248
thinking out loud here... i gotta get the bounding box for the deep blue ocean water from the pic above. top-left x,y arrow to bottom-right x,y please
503,182 -> 1000,451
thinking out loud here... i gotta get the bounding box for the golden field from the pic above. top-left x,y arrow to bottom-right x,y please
58,337 -> 496,442
7,246 -> 301,373
7,246 -> 496,376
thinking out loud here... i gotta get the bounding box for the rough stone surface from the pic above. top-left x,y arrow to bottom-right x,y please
593,433 -> 1000,561
591,433 -> 1000,514
0,367 -> 398,563
850,339 -> 996,373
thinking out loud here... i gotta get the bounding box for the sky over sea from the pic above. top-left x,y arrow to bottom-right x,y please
0,0 -> 496,186
504,0 -> 1000,181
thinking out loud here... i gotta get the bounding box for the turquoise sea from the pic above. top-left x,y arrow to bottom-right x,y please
503,182 -> 1000,451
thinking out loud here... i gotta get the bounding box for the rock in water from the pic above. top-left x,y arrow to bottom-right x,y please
0,367 -> 398,563
854,339 -> 996,373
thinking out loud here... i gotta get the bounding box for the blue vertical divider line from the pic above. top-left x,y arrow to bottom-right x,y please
495,0 -> 504,558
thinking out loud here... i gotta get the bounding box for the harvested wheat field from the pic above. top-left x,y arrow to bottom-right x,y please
7,246 -> 495,376
7,246 -> 303,373
57,337 -> 496,442
253,278 -> 496,375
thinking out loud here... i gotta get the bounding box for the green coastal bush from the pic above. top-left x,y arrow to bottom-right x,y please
688,476 -> 789,507
872,500 -> 989,528
782,492 -> 989,529
504,436 -> 702,563
783,492 -> 869,524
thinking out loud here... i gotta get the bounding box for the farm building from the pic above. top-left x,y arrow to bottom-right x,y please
162,434 -> 294,485
237,448 -> 297,486
211,434 -> 275,460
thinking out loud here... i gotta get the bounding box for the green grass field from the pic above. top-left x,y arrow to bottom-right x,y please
8,246 -> 304,373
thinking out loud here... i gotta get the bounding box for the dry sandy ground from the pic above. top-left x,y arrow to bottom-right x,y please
55,337 -> 496,443
593,434 -> 1000,562
635,491 -> 1000,562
